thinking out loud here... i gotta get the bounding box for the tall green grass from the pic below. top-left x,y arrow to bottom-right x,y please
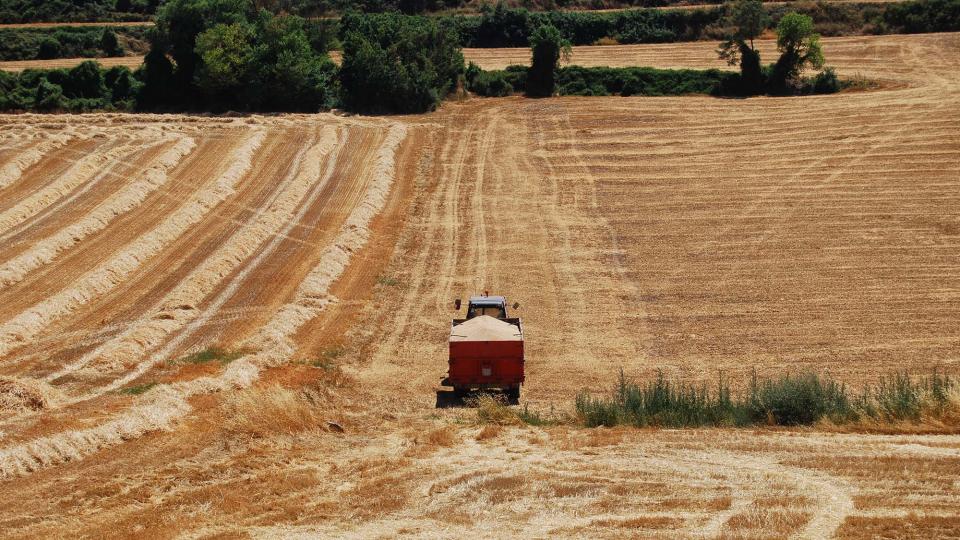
576,369 -> 956,428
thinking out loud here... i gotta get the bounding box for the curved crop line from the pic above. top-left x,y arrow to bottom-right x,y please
0,137 -> 137,238
0,121 -> 407,479
48,126 -> 339,388
0,135 -> 197,289
0,129 -> 266,359
0,133 -> 74,191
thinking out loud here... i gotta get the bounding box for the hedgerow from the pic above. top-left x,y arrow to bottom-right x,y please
466,64 -> 844,98
0,26 -> 150,61
0,61 -> 141,111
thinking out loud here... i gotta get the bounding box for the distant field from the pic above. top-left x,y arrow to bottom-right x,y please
0,33 -> 923,73
0,32 -> 957,538
0,56 -> 143,71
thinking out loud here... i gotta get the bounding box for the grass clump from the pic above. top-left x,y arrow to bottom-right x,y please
576,369 -> 958,429
376,275 -> 400,287
221,385 -> 324,438
472,394 -> 522,426
471,394 -> 565,427
119,382 -> 157,396
173,347 -> 245,366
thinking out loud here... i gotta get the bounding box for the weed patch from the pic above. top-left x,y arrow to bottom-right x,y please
576,369 -> 958,429
172,347 -> 245,366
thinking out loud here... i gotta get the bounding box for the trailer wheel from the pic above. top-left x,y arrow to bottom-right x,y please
506,387 -> 520,404
452,386 -> 467,399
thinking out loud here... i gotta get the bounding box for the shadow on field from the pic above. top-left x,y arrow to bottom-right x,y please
435,388 -> 519,408
435,390 -> 468,408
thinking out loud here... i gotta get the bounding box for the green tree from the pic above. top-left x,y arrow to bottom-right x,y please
249,13 -> 337,110
194,22 -> 255,98
526,24 -> 570,98
152,0 -> 252,100
717,0 -> 768,94
138,47 -> 176,107
770,12 -> 824,91
64,60 -> 106,99
34,78 -> 65,110
100,28 -> 122,56
339,13 -> 464,113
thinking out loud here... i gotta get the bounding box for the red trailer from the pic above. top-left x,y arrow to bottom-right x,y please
446,295 -> 524,402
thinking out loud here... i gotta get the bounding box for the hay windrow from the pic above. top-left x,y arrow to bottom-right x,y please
0,129 -> 266,358
57,125 -> 340,390
0,135 -> 197,288
0,377 -> 62,413
0,120 -> 406,478
0,136 -> 137,237
0,133 -> 73,190
241,123 -> 409,365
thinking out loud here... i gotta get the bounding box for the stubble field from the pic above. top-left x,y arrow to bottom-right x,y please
0,32 -> 957,538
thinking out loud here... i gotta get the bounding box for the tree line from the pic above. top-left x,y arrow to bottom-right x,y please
468,3 -> 842,97
0,0 -> 157,24
0,0 -> 924,113
3,0 -> 957,60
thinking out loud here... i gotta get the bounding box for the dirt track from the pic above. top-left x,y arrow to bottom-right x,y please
0,32 -> 957,537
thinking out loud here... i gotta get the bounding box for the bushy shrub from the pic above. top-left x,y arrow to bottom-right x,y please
556,66 -> 734,96
100,28 -> 122,56
34,79 -> 66,111
37,37 -> 62,60
468,70 -> 514,97
0,0 -> 151,24
527,24 -> 569,97
339,12 -> 464,113
0,62 -> 148,112
882,0 -> 960,33
811,67 -> 841,93
747,372 -> 853,425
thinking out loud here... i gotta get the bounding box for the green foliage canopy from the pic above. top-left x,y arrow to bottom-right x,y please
771,12 -> 825,89
339,12 -> 464,113
526,24 -> 570,98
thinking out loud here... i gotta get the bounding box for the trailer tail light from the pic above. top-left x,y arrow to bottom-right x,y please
481,365 -> 492,377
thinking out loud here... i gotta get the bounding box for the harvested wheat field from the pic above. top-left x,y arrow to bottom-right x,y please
0,32 -> 958,538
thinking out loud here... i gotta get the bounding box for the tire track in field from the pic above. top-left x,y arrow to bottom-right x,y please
0,129 -> 265,359
358,110 -> 475,391
197,127 -> 385,351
